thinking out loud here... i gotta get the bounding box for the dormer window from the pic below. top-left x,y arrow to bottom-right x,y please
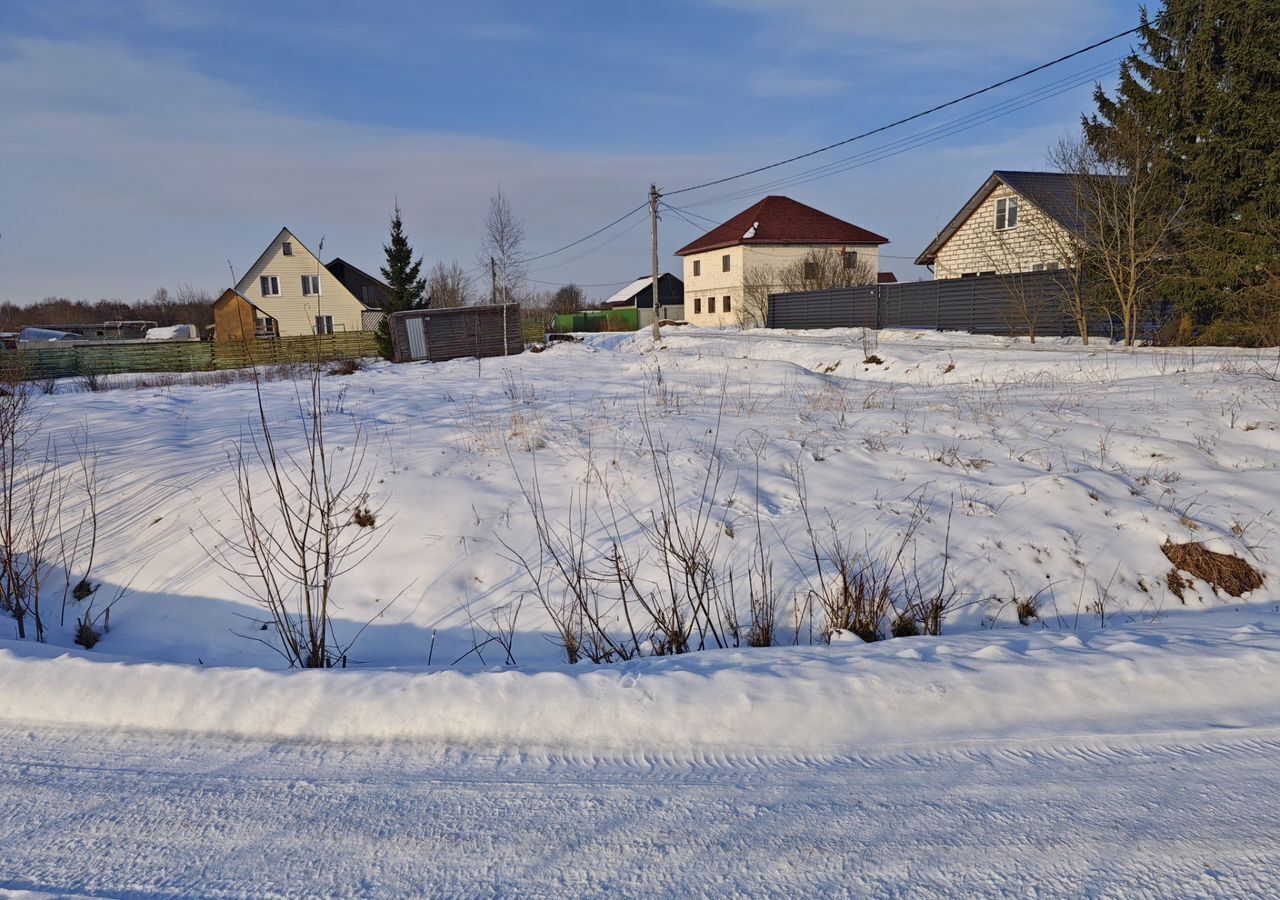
301,275 -> 321,296
260,275 -> 280,297
282,241 -> 293,256
995,197 -> 1019,231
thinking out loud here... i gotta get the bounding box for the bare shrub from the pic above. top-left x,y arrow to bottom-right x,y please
204,363 -> 387,668
0,391 -> 61,641
327,358 -> 365,377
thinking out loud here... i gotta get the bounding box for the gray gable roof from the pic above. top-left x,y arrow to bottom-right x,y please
915,171 -> 1100,266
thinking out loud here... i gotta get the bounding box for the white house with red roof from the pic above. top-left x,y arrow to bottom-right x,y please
674,196 -> 889,327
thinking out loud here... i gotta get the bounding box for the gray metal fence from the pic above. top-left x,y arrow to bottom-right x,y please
767,271 -> 1115,338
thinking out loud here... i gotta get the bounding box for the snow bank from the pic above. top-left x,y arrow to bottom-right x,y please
3,610 -> 1278,751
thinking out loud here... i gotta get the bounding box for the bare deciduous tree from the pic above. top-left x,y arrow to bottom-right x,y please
550,284 -> 585,316
1051,133 -> 1184,346
737,249 -> 878,328
426,260 -> 473,309
481,189 -> 527,305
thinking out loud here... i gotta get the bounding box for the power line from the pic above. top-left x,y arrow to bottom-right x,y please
483,25 -> 1136,273
518,203 -> 648,265
665,24 -> 1140,198
671,58 -> 1118,212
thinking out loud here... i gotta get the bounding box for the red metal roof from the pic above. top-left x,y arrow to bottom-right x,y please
877,272 -> 898,284
674,196 -> 889,256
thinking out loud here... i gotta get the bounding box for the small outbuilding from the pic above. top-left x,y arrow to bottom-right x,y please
599,273 -> 685,325
389,304 -> 524,363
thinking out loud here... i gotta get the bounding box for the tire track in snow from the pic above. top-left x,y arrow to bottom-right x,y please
1,723 -> 1278,898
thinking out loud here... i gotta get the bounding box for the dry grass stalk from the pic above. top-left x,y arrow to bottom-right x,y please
1161,541 -> 1263,598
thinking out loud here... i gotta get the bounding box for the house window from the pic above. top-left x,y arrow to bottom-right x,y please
301,274 -> 321,296
1032,263 -> 1045,273
722,254 -> 731,272
693,297 -> 701,314
842,251 -> 858,269
723,295 -> 731,313
995,197 -> 1019,230
260,275 -> 280,297
709,296 -> 716,314
693,260 -> 701,276
282,241 -> 293,256
803,261 -> 818,280
314,315 -> 334,335
254,316 -> 278,337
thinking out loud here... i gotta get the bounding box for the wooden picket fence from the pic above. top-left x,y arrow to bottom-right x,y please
2,332 -> 379,381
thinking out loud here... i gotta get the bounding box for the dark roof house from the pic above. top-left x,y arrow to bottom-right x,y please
916,171 -> 1115,274
675,195 -> 889,256
326,257 -> 391,309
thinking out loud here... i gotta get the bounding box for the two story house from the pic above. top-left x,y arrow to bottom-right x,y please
674,196 -> 889,327
915,171 -> 1087,279
213,228 -> 371,341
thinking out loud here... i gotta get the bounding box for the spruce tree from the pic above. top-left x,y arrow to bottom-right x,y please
1086,1 -> 1280,338
377,201 -> 427,359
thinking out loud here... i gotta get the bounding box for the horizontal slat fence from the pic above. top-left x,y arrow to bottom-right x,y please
3,332 -> 378,380
767,271 -> 1116,338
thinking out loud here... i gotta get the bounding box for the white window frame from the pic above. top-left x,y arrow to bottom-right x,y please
301,274 -> 321,296
995,197 -> 1019,231
314,315 -> 334,336
260,275 -> 280,297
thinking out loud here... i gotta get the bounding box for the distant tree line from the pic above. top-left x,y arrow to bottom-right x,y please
1,285 -> 216,332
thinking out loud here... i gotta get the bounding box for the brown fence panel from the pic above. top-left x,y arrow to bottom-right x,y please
211,332 -> 378,370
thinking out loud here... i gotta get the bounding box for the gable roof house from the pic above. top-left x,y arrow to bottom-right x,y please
599,273 -> 685,325
916,171 -> 1094,279
213,228 -> 371,341
674,196 -> 889,327
325,257 -> 390,309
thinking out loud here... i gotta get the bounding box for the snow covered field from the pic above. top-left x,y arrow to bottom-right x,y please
1,327 -> 1278,896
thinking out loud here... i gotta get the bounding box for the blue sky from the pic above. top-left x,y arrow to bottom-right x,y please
0,0 -> 1139,303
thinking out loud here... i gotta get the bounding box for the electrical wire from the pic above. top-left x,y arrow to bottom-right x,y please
664,26 -> 1140,197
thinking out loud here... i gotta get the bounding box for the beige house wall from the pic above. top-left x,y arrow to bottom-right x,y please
681,243 -> 881,327
933,185 -> 1074,279
234,229 -> 368,336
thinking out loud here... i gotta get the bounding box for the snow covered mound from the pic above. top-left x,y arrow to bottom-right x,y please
10,327 -> 1280,676
2,608 -> 1278,750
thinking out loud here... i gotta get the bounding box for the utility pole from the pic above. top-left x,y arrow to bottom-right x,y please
490,256 -> 497,306
649,184 -> 661,342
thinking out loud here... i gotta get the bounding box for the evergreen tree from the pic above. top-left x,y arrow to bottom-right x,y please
377,201 -> 427,359
1086,1 -> 1280,339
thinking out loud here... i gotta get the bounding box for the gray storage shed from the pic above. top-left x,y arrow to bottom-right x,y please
389,304 -> 524,363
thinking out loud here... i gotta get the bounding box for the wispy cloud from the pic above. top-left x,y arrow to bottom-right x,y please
749,69 -> 846,99
706,0 -> 1120,66
454,21 -> 540,42
0,38 -> 727,301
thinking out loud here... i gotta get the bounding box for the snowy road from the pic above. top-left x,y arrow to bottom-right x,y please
1,725 -> 1277,898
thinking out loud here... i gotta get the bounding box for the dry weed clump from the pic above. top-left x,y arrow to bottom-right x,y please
1161,540 -> 1264,599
